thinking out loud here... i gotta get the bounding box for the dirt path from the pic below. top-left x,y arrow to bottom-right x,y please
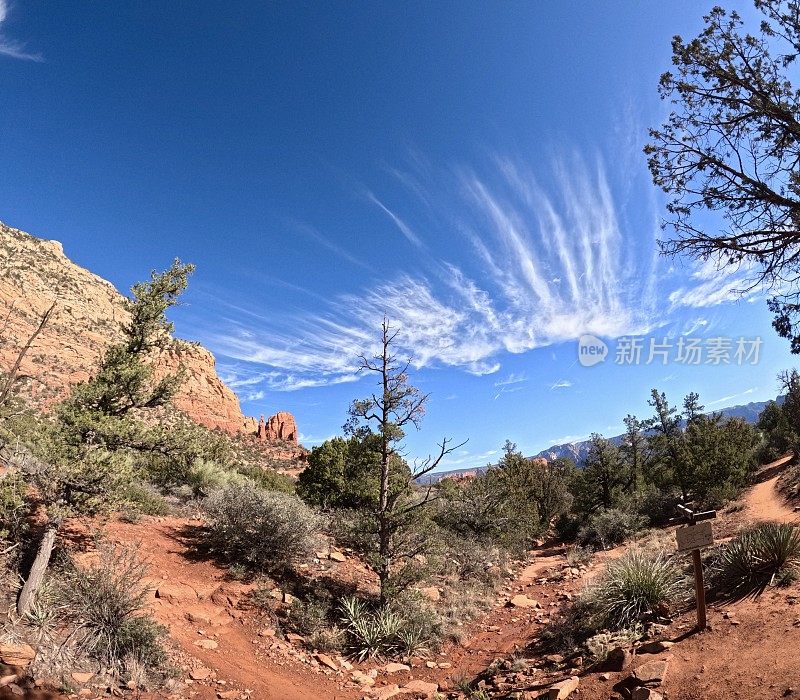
104,517 -> 357,700
743,453 -> 799,525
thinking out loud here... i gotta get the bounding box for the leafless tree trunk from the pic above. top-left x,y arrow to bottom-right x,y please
17,520 -> 59,617
0,302 -> 56,408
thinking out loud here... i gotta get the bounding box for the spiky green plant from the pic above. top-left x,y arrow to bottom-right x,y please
584,548 -> 688,629
338,597 -> 406,660
717,523 -> 800,595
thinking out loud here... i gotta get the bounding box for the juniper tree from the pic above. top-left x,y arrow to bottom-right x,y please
17,260 -> 193,616
345,319 -> 464,605
646,1 -> 800,350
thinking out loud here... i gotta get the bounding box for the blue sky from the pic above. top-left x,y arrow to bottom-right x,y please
1,1 -> 794,470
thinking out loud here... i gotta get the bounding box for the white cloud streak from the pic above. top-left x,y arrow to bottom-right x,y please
0,1 -> 42,61
205,153 -> 760,395
366,191 -> 425,248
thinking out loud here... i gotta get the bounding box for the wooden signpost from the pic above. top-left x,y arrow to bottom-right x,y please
673,503 -> 716,630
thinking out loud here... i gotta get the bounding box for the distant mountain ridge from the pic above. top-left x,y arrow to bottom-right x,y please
425,396 -> 780,482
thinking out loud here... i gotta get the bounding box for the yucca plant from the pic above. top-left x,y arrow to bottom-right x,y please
338,596 -> 405,660
716,523 -> 800,596
396,626 -> 430,658
584,548 -> 688,629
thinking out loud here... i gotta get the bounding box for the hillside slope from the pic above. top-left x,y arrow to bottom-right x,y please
0,221 -> 258,434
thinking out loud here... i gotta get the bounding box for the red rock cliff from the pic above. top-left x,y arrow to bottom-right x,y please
0,221 -> 289,438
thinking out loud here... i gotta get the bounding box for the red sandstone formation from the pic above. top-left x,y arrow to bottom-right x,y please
257,411 -> 298,444
0,221 -> 297,443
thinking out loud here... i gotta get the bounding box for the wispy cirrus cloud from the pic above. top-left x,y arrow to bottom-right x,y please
0,1 -> 42,61
550,379 -> 572,390
203,152 -> 759,395
365,191 -> 425,249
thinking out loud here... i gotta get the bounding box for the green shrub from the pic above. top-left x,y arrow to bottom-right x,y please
236,464 -> 295,493
121,481 -> 171,517
583,548 -> 687,629
715,523 -> 800,595
203,482 -> 319,571
0,471 -> 29,541
577,508 -> 647,550
57,545 -> 166,671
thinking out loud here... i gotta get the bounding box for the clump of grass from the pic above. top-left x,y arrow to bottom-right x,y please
565,544 -> 592,567
56,545 -> 167,676
583,548 -> 688,629
715,522 -> 800,596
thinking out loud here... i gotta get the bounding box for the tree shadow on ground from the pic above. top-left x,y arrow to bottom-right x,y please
166,520 -> 362,601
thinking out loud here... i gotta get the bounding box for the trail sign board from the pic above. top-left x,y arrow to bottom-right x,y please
673,503 -> 717,630
676,521 -> 714,552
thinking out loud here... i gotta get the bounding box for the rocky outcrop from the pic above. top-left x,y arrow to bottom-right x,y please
257,411 -> 298,444
0,221 -> 281,437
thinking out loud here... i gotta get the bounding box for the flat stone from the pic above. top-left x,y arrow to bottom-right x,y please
546,675 -> 579,700
418,586 -> 441,602
329,551 -> 346,562
0,675 -> 18,688
71,672 -> 94,684
194,639 -> 219,650
370,684 -> 401,700
385,662 -> 411,674
637,641 -> 674,654
0,643 -> 35,667
633,659 -> 669,685
315,653 -> 338,671
189,667 -> 212,681
156,583 -> 197,604
351,671 -> 375,686
8,684 -> 23,697
509,594 -> 540,608
402,679 -> 439,697
286,633 -> 305,644
632,689 -> 664,700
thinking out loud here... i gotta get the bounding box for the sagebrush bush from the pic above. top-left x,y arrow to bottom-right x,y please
121,481 -> 171,517
583,548 -> 687,629
577,508 -> 647,550
715,523 -> 800,595
203,482 -> 319,571
57,546 -> 166,671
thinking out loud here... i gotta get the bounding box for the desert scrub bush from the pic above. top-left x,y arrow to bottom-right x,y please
286,598 -> 331,637
584,626 -> 642,664
583,548 -> 688,629
577,508 -> 647,550
0,471 -> 29,542
714,523 -> 800,595
203,482 -> 320,571
565,545 -> 592,568
120,481 -> 171,517
540,597 -> 605,656
236,464 -> 295,493
56,545 -> 167,673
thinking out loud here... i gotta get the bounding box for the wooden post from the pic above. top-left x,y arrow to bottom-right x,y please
691,547 -> 706,630
674,504 -> 715,632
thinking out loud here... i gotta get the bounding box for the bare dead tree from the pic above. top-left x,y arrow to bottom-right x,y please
346,318 -> 465,604
0,302 -> 56,410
